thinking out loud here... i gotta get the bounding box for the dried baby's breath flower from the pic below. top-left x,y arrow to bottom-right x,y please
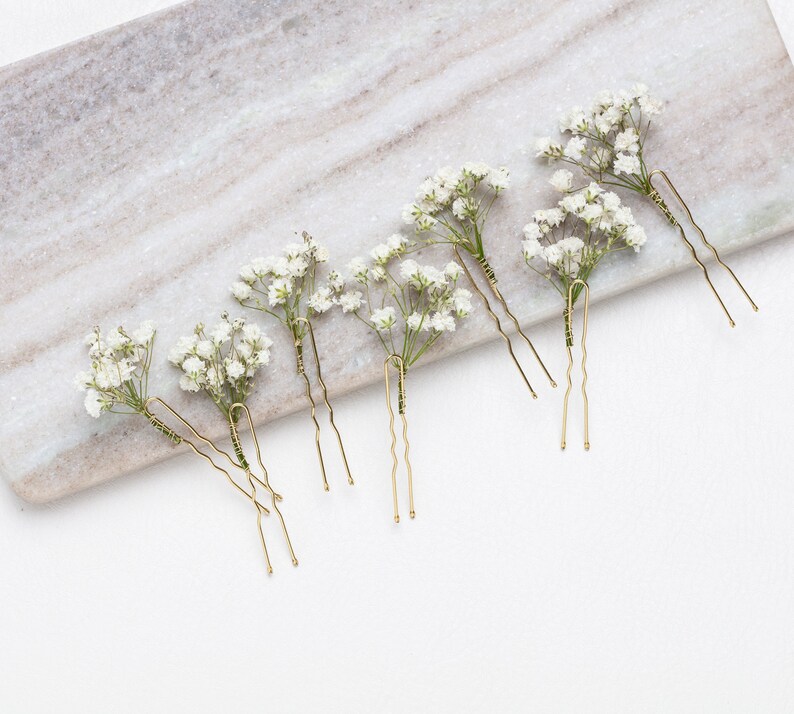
75,321 -> 157,418
534,84 -> 663,195
170,314 -> 272,419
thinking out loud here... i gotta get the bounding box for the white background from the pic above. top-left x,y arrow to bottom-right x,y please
2,3 -> 794,712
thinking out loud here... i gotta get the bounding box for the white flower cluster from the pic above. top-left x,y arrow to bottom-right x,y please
169,314 -> 272,409
335,246 -> 473,369
232,232 -> 333,321
535,84 -> 662,188
401,162 -> 510,234
74,321 -> 156,418
522,171 -> 647,284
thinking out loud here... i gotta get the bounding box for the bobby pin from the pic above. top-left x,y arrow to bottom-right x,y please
453,245 -> 539,399
647,169 -> 758,328
560,280 -> 590,451
293,317 -> 354,491
383,354 -> 414,523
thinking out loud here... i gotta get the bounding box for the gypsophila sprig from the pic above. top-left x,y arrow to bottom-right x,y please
233,230 -> 356,490
233,231 -> 347,341
401,161 -> 557,391
337,250 -> 473,370
402,162 -> 510,263
535,84 -> 662,195
521,173 -> 647,343
535,83 -> 758,327
74,321 -> 157,418
169,313 -> 272,420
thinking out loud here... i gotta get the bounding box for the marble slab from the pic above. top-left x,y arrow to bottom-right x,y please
1,0 -> 793,503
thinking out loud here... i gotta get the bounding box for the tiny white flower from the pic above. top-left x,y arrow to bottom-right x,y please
84,389 -> 104,418
430,311 -> 456,332
522,238 -> 543,261
339,290 -> 363,313
225,359 -> 245,382
625,224 -> 648,251
549,169 -> 573,193
370,307 -> 397,332
613,152 -> 641,176
444,261 -> 462,280
131,320 -> 155,346
231,281 -> 253,301
523,222 -> 542,241
347,257 -> 369,283
406,312 -> 423,331
308,286 -> 334,313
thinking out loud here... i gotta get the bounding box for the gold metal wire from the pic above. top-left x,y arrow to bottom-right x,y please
648,169 -> 758,328
383,354 -> 414,523
143,397 -> 277,572
475,254 -> 557,389
452,246 -> 538,399
229,403 -> 298,568
293,336 -> 329,492
294,317 -> 354,487
560,280 -> 590,451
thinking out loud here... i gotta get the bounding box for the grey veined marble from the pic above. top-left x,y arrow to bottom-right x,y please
1,0 -> 793,502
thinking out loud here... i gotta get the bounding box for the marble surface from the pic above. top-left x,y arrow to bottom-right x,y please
1,0 -> 793,503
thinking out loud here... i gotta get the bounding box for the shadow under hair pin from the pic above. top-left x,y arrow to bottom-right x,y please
75,321 -> 294,574
521,173 -> 648,450
169,313 -> 297,573
336,239 -> 473,522
402,163 -> 556,398
535,84 -> 757,327
232,232 -> 354,492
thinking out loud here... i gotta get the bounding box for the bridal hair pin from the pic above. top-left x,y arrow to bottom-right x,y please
336,242 -> 473,521
402,163 -> 556,398
232,232 -> 354,491
75,321 -> 291,573
521,175 -> 648,450
169,313 -> 297,571
535,84 -> 757,327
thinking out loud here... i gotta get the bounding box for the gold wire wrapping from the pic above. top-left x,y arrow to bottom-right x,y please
292,316 -> 354,491
453,246 -> 538,399
648,169 -> 758,328
143,397 -> 285,573
560,280 -> 590,451
383,354 -> 414,523
229,403 -> 298,569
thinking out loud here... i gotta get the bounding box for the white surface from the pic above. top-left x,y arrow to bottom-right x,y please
1,3 -> 793,713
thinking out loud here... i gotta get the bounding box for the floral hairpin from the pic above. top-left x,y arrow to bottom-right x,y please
335,245 -> 473,522
75,321 -> 290,573
535,84 -> 757,326
521,174 -> 647,450
169,313 -> 297,571
232,232 -> 353,492
402,163 -> 556,397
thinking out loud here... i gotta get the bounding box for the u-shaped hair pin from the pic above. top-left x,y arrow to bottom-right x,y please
453,245 -> 540,399
560,280 -> 590,452
647,169 -> 758,328
383,354 -> 414,523
229,403 -> 298,569
292,316 -> 354,491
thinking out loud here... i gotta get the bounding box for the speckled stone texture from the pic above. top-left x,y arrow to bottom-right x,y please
1,0 -> 793,502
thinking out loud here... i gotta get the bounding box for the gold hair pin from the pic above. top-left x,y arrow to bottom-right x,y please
522,177 -> 646,450
401,163 -> 556,398
336,241 -> 473,521
535,83 -> 757,327
232,232 -> 354,491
